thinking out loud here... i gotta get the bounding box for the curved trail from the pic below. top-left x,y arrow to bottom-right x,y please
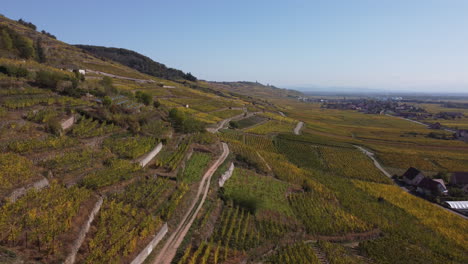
153,143 -> 229,264
293,121 -> 304,135
354,145 -> 392,178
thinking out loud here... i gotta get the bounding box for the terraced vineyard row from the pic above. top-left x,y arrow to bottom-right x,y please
71,116 -> 120,138
79,178 -> 186,263
103,135 -> 158,159
289,191 -> 371,235
266,242 -> 319,264
179,152 -> 211,183
155,140 -> 191,171
0,183 -> 92,260
7,136 -> 78,153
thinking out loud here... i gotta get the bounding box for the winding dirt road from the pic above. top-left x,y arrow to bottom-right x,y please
153,143 -> 229,264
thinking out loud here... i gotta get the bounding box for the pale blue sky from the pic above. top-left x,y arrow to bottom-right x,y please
2,0 -> 468,92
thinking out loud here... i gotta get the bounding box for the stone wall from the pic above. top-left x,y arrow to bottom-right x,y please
64,197 -> 103,264
60,115 -> 76,130
219,162 -> 234,187
130,223 -> 168,264
138,143 -> 163,167
7,177 -> 49,202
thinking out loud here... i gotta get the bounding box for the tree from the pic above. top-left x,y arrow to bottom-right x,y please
153,100 -> 161,108
434,172 -> 449,183
103,96 -> 112,107
135,91 -> 152,106
0,29 -> 13,51
46,119 -> 63,136
185,72 -> 197,82
18,19 -> 37,30
100,76 -> 117,95
229,121 -> 239,129
35,38 -> 46,63
15,35 -> 35,59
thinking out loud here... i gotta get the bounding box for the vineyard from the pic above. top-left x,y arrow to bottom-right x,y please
229,141 -> 270,173
41,148 -> 106,176
317,240 -> 367,264
0,152 -> 37,194
155,139 -> 191,171
320,146 -> 392,183
289,191 -> 371,235
26,108 -> 59,124
222,168 -> 293,216
354,181 -> 468,249
70,116 -> 120,138
179,152 -> 211,183
210,109 -> 243,119
275,137 -> 325,169
79,178 -> 185,263
0,182 -> 92,259
245,120 -> 296,135
266,242 -> 319,264
79,159 -> 141,189
80,200 -> 162,263
235,115 -> 267,129
103,135 -> 158,159
2,95 -> 88,109
7,136 -> 78,153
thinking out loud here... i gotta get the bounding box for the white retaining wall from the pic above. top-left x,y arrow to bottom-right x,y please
64,197 -> 103,264
130,223 -> 168,264
138,143 -> 163,167
60,115 -> 76,130
7,177 -> 49,202
219,162 -> 235,187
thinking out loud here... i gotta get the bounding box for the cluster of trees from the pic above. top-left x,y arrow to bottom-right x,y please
135,90 -> 152,105
0,64 -> 29,78
40,30 -> 56,39
75,45 -> 198,81
0,26 -> 36,59
17,18 -> 37,30
169,108 -> 206,133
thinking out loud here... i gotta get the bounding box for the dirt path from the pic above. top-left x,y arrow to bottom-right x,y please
207,111 -> 259,133
354,145 -> 468,220
85,69 -> 155,83
293,121 -> 304,135
152,143 -> 229,264
354,145 -> 392,178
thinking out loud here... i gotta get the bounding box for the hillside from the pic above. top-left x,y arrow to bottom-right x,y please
209,81 -> 303,99
75,45 -> 196,81
1,14 -> 467,264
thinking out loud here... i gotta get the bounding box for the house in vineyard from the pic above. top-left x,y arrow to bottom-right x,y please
402,167 -> 425,186
416,177 -> 448,196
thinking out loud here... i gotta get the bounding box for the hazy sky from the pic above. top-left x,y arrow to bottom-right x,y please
3,0 -> 468,92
